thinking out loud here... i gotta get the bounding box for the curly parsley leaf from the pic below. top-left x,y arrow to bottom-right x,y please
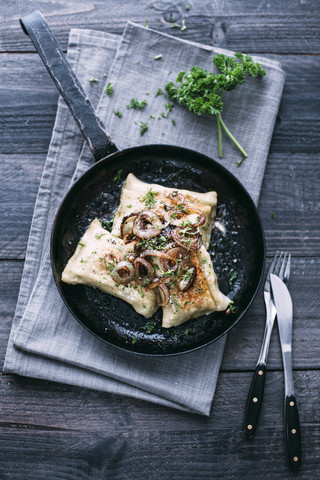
164,52 -> 266,160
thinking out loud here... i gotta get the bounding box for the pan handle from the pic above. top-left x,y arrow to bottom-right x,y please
20,10 -> 118,162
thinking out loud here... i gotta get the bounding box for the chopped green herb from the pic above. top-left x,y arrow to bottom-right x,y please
127,98 -> 147,110
142,321 -> 156,334
132,336 -> 138,345
165,52 -> 266,159
229,270 -> 238,288
89,77 -> 98,86
153,54 -> 163,60
155,87 -> 164,97
185,4 -> 190,11
80,259 -> 87,263
144,18 -> 148,27
95,232 -> 106,239
114,110 -> 123,118
105,83 -> 113,96
271,212 -> 276,219
126,204 -> 132,208
103,73 -> 107,77
172,119 -> 176,126
140,188 -> 158,209
170,295 -> 179,312
183,327 -> 192,335
149,115 -> 155,119
113,168 -> 123,183
103,215 -> 114,232
140,121 -> 149,135
168,168 -> 184,180
181,19 -> 187,31
172,23 -> 180,28
228,301 -> 236,314
78,242 -> 86,247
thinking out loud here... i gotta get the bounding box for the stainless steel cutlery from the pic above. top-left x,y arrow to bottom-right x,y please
242,252 -> 301,470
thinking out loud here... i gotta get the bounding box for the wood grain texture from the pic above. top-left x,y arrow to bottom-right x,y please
1,54 -> 319,155
0,371 -> 318,479
0,0 -> 319,53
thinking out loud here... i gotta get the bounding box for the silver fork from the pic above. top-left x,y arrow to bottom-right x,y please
242,251 -> 291,438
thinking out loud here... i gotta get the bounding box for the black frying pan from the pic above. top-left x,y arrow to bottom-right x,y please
20,11 -> 265,355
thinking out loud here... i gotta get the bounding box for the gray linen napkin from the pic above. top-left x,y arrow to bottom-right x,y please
4,23 -> 285,415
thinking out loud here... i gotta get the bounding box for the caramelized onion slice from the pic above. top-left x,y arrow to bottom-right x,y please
134,257 -> 153,285
186,207 -> 207,226
133,210 -> 163,239
169,191 -> 185,205
120,212 -> 139,238
171,226 -> 202,251
140,249 -> 175,261
111,260 -> 135,285
161,246 -> 190,272
155,282 -> 170,306
179,265 -> 197,292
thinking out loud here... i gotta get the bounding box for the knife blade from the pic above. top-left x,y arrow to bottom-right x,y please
270,273 -> 302,470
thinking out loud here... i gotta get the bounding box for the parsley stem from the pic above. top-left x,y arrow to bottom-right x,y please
218,114 -> 248,158
216,115 -> 223,158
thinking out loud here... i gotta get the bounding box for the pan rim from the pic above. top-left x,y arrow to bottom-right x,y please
50,143 -> 265,357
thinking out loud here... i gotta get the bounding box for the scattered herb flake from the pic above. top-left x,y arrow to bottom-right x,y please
144,18 -> 148,27
142,321 -> 156,334
105,83 -> 113,96
229,270 -> 238,288
132,336 -> 138,344
113,168 -> 123,183
89,77 -> 98,86
271,212 -> 276,219
140,121 -> 149,136
78,242 -> 86,247
114,110 -> 123,118
153,54 -> 163,60
181,19 -> 187,31
172,119 -> 176,126
127,98 -> 147,110
155,87 -> 164,97
185,4 -> 190,11
95,232 -> 106,239
140,188 -> 158,209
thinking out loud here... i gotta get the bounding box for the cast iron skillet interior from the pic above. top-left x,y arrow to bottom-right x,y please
22,10 -> 265,355
52,144 -> 265,355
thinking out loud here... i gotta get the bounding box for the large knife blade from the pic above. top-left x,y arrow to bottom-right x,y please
270,273 -> 302,470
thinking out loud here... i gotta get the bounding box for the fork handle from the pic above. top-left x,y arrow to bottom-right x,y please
242,363 -> 266,438
285,394 -> 301,470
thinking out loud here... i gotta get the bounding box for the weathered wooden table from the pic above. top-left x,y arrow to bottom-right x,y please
1,1 -> 319,478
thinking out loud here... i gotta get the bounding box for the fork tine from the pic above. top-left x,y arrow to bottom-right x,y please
274,251 -> 284,276
283,253 -> 291,282
279,252 -> 287,279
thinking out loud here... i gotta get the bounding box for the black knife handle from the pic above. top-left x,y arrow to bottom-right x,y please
242,363 -> 266,438
285,394 -> 301,470
19,10 -> 118,162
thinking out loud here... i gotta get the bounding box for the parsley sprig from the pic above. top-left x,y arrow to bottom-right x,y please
164,52 -> 266,160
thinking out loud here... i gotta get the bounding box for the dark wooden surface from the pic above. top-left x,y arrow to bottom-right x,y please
1,1 -> 319,478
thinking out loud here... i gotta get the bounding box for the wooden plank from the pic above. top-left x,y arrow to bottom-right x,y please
0,371 -> 318,479
1,0 -> 319,53
1,257 -> 320,369
0,54 -> 319,155
0,152 -> 318,259
0,370 -> 317,431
